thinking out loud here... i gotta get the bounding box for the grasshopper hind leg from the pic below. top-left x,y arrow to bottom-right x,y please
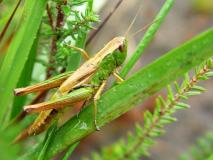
93,80 -> 107,131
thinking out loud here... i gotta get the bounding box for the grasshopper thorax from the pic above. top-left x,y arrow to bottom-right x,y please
90,37 -> 127,87
114,38 -> 127,67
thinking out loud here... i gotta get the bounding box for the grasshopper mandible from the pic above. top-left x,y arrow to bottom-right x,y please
13,5 -> 154,142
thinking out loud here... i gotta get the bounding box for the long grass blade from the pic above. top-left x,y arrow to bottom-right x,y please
0,0 -> 48,125
10,36 -> 38,120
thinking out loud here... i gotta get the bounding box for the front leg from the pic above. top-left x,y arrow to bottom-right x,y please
113,69 -> 124,83
67,44 -> 90,60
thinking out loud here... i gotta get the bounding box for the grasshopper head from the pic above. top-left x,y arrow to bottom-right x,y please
113,38 -> 127,67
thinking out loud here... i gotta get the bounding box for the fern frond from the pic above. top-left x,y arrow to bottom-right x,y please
85,58 -> 213,160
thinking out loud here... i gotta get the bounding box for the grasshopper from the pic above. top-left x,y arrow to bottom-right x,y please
13,6 -> 154,142
14,36 -> 127,142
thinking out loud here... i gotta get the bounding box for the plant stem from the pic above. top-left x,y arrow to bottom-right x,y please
46,4 -> 54,31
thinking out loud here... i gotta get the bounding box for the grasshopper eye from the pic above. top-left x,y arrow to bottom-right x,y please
118,45 -> 124,52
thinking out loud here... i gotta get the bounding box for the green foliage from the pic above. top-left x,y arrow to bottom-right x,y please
0,0 -> 48,125
65,1 -> 96,71
59,9 -> 98,40
83,58 -> 213,160
10,36 -> 38,120
37,0 -> 98,75
62,142 -> 80,160
0,120 -> 22,160
55,9 -> 99,70
37,123 -> 57,160
179,132 -> 213,160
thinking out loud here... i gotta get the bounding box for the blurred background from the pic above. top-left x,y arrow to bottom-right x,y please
71,0 -> 213,159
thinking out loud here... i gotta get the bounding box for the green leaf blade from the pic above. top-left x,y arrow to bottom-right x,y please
0,0 -> 48,124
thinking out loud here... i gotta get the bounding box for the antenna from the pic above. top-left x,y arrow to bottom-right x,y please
124,5 -> 143,38
129,19 -> 159,38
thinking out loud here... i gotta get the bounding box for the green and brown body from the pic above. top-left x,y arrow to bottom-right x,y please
14,37 -> 127,142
